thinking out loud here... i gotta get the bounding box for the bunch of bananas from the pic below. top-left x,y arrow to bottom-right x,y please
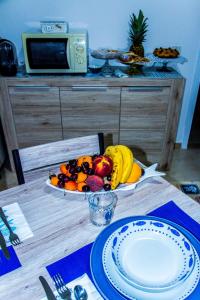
105,145 -> 134,189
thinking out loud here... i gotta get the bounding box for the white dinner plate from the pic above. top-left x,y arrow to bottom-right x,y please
102,230 -> 200,300
46,163 -> 165,194
110,219 -> 195,292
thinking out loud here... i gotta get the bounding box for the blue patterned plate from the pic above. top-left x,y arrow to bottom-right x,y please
90,216 -> 200,300
109,218 -> 195,292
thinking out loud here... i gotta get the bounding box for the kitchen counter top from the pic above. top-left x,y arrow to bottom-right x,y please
1,66 -> 183,81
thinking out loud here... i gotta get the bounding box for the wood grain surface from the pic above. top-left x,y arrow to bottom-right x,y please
0,176 -> 199,299
0,76 -> 185,172
9,86 -> 63,148
20,134 -> 101,172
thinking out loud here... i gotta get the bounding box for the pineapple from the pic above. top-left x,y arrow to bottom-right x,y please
129,10 -> 148,57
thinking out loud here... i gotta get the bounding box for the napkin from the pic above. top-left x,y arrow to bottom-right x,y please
46,200 -> 200,299
41,274 -> 103,300
0,202 -> 33,244
0,245 -> 21,276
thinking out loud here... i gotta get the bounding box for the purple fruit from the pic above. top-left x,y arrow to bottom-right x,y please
58,180 -> 64,188
82,162 -> 89,169
82,185 -> 90,192
69,159 -> 77,167
58,173 -> 67,180
75,166 -> 82,173
69,166 -> 76,174
103,183 -> 111,191
87,168 -> 94,175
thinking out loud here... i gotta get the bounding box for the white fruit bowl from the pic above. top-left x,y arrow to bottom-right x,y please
46,163 -> 165,195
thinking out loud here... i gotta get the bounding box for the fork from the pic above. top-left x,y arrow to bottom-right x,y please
52,273 -> 71,300
0,207 -> 21,246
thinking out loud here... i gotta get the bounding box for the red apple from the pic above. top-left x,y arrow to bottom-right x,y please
93,155 -> 113,177
86,175 -> 104,192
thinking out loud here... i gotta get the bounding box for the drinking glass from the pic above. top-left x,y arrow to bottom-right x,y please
88,192 -> 117,226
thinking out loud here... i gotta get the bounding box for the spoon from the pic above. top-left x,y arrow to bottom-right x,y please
74,285 -> 88,300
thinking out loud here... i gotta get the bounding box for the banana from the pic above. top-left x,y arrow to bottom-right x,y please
105,146 -> 123,190
115,145 -> 134,183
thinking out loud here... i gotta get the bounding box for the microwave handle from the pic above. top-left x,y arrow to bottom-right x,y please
66,39 -> 71,69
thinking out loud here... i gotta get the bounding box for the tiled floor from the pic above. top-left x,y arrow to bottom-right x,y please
0,148 -> 200,193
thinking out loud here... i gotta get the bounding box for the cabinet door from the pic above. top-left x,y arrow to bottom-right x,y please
60,86 -> 120,147
120,86 -> 171,165
9,86 -> 62,147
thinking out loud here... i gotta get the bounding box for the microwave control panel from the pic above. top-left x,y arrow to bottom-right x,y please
71,35 -> 87,72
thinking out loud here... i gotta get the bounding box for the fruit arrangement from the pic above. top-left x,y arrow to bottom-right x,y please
49,145 -> 143,193
153,47 -> 180,58
118,52 -> 149,64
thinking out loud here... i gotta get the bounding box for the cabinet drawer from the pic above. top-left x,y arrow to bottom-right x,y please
120,86 -> 170,130
60,87 -> 120,131
9,86 -> 62,147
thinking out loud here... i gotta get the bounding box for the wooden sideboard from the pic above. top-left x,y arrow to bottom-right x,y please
0,69 -> 185,171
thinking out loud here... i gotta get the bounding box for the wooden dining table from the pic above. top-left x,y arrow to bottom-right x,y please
0,175 -> 199,300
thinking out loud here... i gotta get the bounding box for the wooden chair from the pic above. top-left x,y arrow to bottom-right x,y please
12,133 -> 104,185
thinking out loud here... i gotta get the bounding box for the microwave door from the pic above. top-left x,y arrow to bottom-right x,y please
27,38 -> 69,70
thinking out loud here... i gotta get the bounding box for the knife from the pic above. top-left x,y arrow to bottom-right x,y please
0,229 -> 10,259
39,276 -> 57,300
0,207 -> 12,232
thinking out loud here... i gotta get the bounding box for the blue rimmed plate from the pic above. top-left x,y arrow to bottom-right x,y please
109,218 -> 195,292
90,216 -> 200,300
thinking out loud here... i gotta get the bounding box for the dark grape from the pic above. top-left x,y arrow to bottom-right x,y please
49,174 -> 56,180
69,159 -> 77,167
70,174 -> 78,181
58,180 -> 64,188
82,168 -> 88,174
58,173 -> 66,180
82,162 -> 89,169
103,183 -> 111,191
69,166 -> 76,174
75,166 -> 82,173
63,176 -> 70,183
87,168 -> 94,175
82,185 -> 90,192
141,168 -> 145,176
66,163 -> 70,170
107,175 -> 112,181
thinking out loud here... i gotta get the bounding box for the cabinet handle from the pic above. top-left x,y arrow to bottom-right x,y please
71,86 -> 107,92
11,86 -> 50,93
127,87 -> 164,92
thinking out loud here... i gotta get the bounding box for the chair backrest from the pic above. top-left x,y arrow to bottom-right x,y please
12,133 -> 104,185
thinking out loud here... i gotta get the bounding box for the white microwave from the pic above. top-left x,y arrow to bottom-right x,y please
22,32 -> 88,74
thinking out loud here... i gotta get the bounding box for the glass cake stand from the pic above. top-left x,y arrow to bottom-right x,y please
91,49 -> 121,77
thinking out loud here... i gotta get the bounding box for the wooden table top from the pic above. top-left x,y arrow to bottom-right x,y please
0,176 -> 199,299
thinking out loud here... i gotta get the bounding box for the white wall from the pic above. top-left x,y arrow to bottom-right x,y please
0,0 -> 200,147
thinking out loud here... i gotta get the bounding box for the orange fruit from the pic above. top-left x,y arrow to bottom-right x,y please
76,172 -> 87,183
77,155 -> 92,168
64,181 -> 77,191
77,182 -> 87,192
126,162 -> 142,183
60,164 -> 68,175
50,176 -> 59,186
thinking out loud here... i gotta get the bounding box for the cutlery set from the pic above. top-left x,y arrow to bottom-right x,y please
40,273 -> 88,300
0,207 -> 21,259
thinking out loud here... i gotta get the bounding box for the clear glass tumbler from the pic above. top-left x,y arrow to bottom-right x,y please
88,192 -> 117,226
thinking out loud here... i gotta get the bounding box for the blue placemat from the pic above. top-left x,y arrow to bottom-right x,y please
46,200 -> 200,296
0,245 -> 21,276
